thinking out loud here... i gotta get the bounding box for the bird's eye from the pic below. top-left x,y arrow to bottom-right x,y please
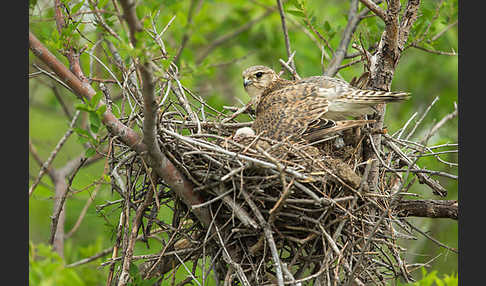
255,72 -> 263,78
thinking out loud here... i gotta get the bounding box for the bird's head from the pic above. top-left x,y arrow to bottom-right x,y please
242,65 -> 278,107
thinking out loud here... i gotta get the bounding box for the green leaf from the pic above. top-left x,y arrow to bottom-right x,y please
98,0 -> 109,8
73,127 -> 90,137
85,148 -> 96,158
74,127 -> 96,144
103,174 -> 111,183
286,9 -> 305,18
322,20 -> 332,32
96,104 -> 107,116
90,92 -> 103,108
75,102 -> 94,112
89,111 -> 101,133
71,0 -> 85,15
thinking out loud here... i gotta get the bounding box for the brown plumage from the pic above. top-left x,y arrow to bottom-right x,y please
242,65 -> 410,141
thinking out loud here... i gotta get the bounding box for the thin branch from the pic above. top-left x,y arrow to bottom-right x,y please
118,176 -> 155,286
276,0 -> 295,73
404,220 -> 458,253
65,183 -> 101,238
431,19 -> 458,42
65,247 -> 113,268
49,156 -> 87,246
325,0 -> 368,76
29,111 -> 80,197
117,0 -> 143,47
409,43 -> 457,56
358,0 -> 385,20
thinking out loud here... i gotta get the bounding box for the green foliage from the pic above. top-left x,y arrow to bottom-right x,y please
127,263 -> 160,286
29,242 -> 86,286
397,268 -> 458,286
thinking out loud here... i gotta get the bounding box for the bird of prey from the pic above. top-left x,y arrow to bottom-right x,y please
242,65 -> 410,141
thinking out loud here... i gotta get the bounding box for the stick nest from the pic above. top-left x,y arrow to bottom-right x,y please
107,90 -> 451,286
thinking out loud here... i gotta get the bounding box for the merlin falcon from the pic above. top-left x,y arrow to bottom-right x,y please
242,65 -> 410,141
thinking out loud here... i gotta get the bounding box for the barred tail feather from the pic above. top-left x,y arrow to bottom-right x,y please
343,90 -> 410,104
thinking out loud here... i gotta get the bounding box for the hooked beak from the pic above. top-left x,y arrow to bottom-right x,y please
243,78 -> 252,88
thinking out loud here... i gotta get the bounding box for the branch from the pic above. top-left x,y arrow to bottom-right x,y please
276,0 -> 295,74
358,0 -> 385,20
325,0 -> 368,76
399,0 -> 421,49
118,0 -> 143,47
29,31 -> 213,228
395,199 -> 457,219
29,110 -> 80,196
364,0 -> 421,191
118,174 -> 155,286
140,62 -> 159,153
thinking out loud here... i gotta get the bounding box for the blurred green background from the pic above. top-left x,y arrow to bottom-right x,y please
29,0 -> 457,284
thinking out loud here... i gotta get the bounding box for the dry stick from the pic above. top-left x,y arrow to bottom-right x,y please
173,252 -> 203,286
191,189 -> 234,209
117,184 -> 155,286
221,102 -> 252,124
87,0 -> 121,40
278,53 -> 301,80
276,0 -> 295,73
49,156 -> 88,246
405,96 -> 439,141
29,110 -> 80,197
145,14 -> 176,60
221,193 -> 259,229
431,19 -> 458,42
31,64 -> 75,95
106,196 -> 127,286
65,183 -> 101,238
240,189 -> 285,286
104,247 -> 199,267
403,219 -> 458,253
65,247 -> 114,268
410,44 -> 457,56
170,76 -> 201,133
396,111 -> 418,139
286,17 -> 331,68
420,102 -> 457,144
268,178 -> 294,225
50,84 -> 74,119
162,128 -> 309,180
142,213 -> 189,279
383,138 -> 447,197
29,139 -> 56,182
346,129 -> 434,286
